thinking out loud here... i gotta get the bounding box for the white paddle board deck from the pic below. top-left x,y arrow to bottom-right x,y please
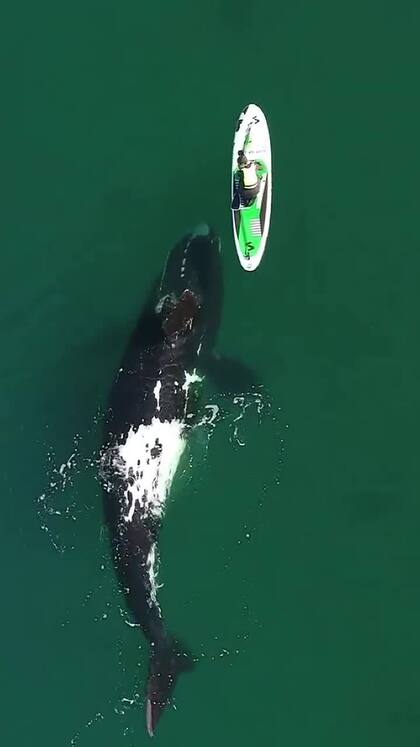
231,103 -> 272,271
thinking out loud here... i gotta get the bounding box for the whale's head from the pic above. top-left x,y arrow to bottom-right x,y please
157,224 -> 222,350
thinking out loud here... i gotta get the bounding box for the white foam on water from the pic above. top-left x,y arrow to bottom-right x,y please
182,369 -> 203,393
195,404 -> 220,428
113,417 -> 186,522
181,369 -> 203,419
202,404 -> 219,426
58,451 -> 76,476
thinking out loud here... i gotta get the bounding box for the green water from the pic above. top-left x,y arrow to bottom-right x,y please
2,1 -> 420,744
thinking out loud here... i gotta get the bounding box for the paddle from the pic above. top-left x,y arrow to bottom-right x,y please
231,123 -> 253,212
231,190 -> 241,211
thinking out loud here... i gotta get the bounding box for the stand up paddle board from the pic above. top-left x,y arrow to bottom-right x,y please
231,103 -> 272,271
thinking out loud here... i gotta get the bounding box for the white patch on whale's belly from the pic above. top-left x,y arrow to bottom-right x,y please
153,379 -> 162,410
115,417 -> 186,522
147,543 -> 160,606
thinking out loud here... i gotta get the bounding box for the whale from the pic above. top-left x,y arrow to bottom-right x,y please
100,224 -> 225,735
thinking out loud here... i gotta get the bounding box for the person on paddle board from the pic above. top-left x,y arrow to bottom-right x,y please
236,150 -> 260,206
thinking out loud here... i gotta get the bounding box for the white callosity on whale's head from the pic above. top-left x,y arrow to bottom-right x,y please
113,417 -> 186,522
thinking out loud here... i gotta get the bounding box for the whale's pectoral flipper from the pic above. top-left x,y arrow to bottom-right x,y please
146,636 -> 195,736
202,352 -> 262,394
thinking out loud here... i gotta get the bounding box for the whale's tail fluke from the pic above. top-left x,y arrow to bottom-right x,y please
146,636 -> 195,736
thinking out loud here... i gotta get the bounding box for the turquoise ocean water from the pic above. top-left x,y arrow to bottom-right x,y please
1,2 -> 420,745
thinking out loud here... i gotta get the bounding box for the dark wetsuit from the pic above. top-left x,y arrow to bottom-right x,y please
238,161 -> 261,205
